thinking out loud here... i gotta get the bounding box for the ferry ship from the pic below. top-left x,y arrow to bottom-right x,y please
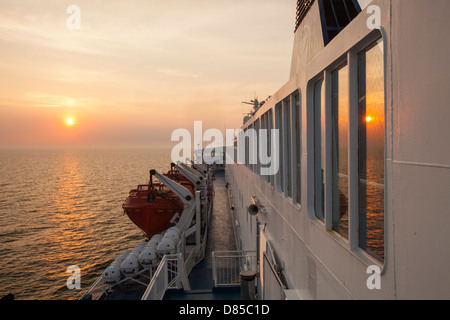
81,0 -> 450,300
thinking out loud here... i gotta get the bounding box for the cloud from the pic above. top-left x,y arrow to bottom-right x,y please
24,92 -> 98,109
0,0 -> 297,147
156,68 -> 200,79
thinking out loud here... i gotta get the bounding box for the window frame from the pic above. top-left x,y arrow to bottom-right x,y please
274,90 -> 302,203
275,102 -> 284,194
293,91 -> 302,205
307,35 -> 386,263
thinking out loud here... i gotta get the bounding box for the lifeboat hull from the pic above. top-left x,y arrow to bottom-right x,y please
122,180 -> 194,236
125,205 -> 178,236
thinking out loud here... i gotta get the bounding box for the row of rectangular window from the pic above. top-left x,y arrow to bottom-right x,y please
238,37 -> 385,262
313,38 -> 385,261
240,91 -> 302,206
275,93 -> 302,204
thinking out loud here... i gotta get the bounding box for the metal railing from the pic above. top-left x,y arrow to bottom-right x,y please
212,251 -> 257,287
79,276 -> 103,300
79,264 -> 155,300
141,254 -> 186,300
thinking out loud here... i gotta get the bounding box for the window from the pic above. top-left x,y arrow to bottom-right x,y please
358,39 -> 385,260
244,128 -> 249,167
249,124 -> 255,172
233,137 -> 238,164
275,94 -> 300,200
313,78 -> 325,220
266,109 -> 274,187
260,110 -> 273,184
284,98 -> 292,198
309,37 -> 385,261
241,126 -> 257,170
260,113 -> 267,182
275,103 -> 284,193
293,92 -> 301,204
332,63 -> 349,239
267,113 -> 271,181
254,119 -> 260,174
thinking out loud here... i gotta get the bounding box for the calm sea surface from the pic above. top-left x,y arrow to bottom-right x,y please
0,148 -> 173,300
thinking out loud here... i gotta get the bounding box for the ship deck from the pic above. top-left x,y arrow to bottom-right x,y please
163,171 -> 241,300
89,171 -> 241,300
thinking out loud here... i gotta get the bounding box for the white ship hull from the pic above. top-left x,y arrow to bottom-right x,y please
226,0 -> 450,300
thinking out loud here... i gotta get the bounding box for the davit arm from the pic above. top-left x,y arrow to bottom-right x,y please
150,170 -> 196,233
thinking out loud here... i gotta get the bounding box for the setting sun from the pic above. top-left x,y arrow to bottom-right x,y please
66,118 -> 74,126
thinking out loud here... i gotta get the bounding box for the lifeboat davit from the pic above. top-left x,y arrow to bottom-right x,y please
122,168 -> 195,237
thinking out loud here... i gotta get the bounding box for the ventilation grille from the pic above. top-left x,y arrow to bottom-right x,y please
295,0 -> 315,32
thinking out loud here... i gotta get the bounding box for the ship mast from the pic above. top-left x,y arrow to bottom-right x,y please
241,96 -> 271,124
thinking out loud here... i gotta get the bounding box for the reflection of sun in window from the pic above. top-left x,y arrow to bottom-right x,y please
366,116 -> 373,122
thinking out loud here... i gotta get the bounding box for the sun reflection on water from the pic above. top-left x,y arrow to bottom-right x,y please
0,148 -> 173,299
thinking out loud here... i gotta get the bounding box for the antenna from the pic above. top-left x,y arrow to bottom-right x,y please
241,95 -> 272,124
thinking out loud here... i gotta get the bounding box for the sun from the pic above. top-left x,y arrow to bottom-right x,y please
66,118 -> 75,126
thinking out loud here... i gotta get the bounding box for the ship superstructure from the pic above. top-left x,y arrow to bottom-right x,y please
226,0 -> 450,299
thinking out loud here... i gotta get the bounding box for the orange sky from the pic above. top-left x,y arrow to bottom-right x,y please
0,0 -> 296,148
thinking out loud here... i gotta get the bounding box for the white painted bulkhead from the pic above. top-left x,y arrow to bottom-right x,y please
226,0 -> 450,300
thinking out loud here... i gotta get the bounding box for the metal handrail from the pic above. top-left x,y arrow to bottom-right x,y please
79,276 -> 103,300
212,250 -> 257,287
141,254 -> 181,300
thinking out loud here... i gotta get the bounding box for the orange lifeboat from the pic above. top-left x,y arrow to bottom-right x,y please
122,169 -> 195,237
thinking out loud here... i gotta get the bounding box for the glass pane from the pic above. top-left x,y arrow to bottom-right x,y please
358,40 -> 385,261
294,93 -> 301,204
261,114 -> 267,182
245,128 -> 249,167
254,119 -> 260,174
276,104 -> 284,193
267,110 -> 272,186
249,124 -> 255,171
314,79 -> 325,220
332,64 -> 349,239
284,99 -> 292,198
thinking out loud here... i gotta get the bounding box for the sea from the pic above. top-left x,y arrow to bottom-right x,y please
0,148 -> 173,300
